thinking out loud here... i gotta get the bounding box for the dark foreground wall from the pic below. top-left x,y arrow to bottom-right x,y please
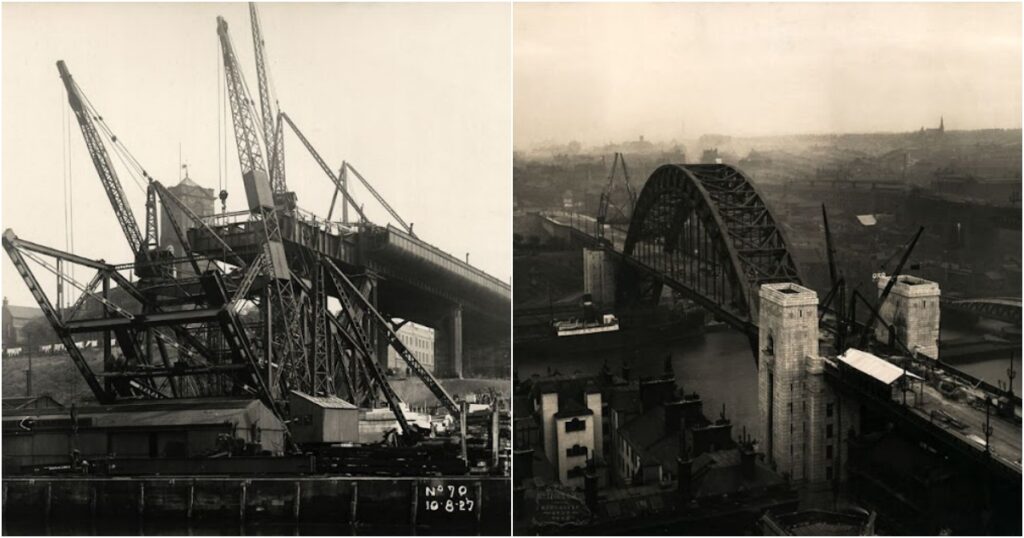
2,476 -> 510,535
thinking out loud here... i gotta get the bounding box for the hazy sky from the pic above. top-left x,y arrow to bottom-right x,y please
515,2 -> 1022,148
3,3 -> 511,307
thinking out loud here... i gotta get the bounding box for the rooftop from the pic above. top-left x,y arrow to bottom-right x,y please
839,348 -> 921,386
290,390 -> 357,409
554,398 -> 593,419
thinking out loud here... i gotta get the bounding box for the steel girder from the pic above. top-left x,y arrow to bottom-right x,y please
618,164 -> 802,333
947,298 -> 1022,327
1,229 -> 278,409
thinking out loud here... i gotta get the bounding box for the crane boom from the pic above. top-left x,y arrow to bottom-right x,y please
280,113 -> 371,224
345,162 -> 415,236
858,227 -> 924,348
218,15 -> 310,397
56,60 -> 145,258
324,258 -> 461,419
249,2 -> 287,193
217,18 -> 267,188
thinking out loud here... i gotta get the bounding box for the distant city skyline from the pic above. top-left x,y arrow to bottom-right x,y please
515,3 -> 1021,149
516,117 -> 1011,150
513,116 -> 1005,152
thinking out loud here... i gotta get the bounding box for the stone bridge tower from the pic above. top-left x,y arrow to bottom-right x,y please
874,275 -> 941,360
758,282 -> 866,484
757,282 -> 825,482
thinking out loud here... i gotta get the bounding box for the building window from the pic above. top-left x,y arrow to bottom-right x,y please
826,403 -> 834,418
566,444 -> 588,458
826,466 -> 833,480
826,445 -> 833,460
787,402 -> 793,415
565,418 -> 586,433
826,424 -> 834,439
567,466 -> 586,479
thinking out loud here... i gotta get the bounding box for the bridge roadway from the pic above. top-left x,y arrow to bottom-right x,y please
189,208 -> 510,376
537,211 -> 1021,478
825,358 -> 1021,480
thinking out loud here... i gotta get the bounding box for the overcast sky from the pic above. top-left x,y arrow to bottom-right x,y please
515,2 -> 1022,148
2,3 -> 511,308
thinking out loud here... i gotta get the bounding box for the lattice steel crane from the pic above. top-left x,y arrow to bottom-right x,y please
56,60 -> 160,276
217,15 -> 310,399
249,2 -> 287,196
280,112 -> 415,236
596,152 -> 636,239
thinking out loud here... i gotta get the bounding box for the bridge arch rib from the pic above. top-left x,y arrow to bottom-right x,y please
616,164 -> 802,333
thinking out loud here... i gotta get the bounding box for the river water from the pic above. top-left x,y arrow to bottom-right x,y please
952,353 -> 1021,394
516,327 -> 762,435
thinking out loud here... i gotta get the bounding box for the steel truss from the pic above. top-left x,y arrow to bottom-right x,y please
5,9 -> 473,450
4,223 -> 458,442
618,164 -> 802,334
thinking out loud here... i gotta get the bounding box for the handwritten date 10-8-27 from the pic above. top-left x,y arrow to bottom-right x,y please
423,484 -> 476,513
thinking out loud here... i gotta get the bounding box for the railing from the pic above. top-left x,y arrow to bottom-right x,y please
199,207 -> 359,238
823,361 -> 1021,479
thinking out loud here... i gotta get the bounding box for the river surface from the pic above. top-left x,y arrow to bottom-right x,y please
952,354 -> 1021,394
940,327 -> 1021,394
516,327 -> 762,435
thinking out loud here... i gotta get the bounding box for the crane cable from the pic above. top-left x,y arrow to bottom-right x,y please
71,79 -> 150,197
218,35 -> 224,198
60,85 -> 68,312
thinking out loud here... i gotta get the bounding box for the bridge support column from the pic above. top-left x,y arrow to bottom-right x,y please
875,275 -> 941,360
758,283 -> 819,482
583,248 -> 616,307
433,304 -> 463,379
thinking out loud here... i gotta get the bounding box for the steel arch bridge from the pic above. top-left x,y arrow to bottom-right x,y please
944,297 -> 1022,326
616,164 -> 802,335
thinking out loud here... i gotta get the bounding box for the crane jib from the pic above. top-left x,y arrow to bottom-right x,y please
56,60 -> 148,266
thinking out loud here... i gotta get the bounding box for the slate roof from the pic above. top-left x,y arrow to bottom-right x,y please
554,398 -> 593,419
620,406 -> 679,473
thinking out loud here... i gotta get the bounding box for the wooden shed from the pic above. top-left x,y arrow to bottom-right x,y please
288,391 -> 360,445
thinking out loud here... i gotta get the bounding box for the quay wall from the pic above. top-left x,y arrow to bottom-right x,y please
2,476 -> 510,533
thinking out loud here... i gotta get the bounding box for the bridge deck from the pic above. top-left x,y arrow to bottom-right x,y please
825,359 -> 1022,479
189,210 -> 509,314
911,382 -> 1021,471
